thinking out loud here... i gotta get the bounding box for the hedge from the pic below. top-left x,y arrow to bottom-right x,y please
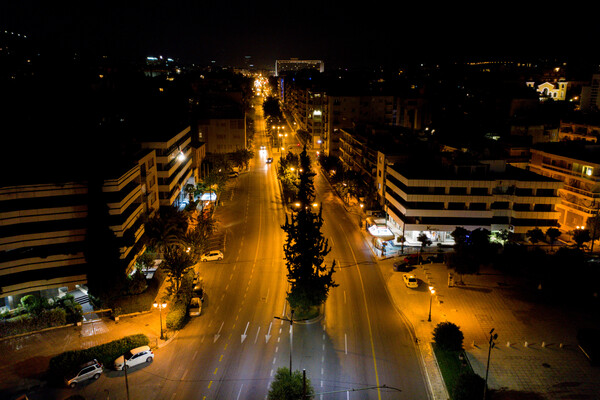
48,334 -> 149,379
165,272 -> 194,330
0,308 -> 66,338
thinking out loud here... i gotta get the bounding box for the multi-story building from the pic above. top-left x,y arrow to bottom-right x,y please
558,119 -> 599,143
275,59 -> 324,76
326,94 -> 395,156
383,158 -> 563,246
528,142 -> 600,232
197,112 -> 247,155
284,80 -> 328,150
141,125 -> 193,208
579,74 -> 600,112
0,150 -> 159,310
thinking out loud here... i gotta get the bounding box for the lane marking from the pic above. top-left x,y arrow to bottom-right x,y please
345,333 -> 348,355
342,230 -> 382,400
208,381 -> 213,389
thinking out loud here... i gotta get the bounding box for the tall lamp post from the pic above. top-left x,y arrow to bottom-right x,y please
427,286 -> 435,322
483,328 -> 498,400
153,301 -> 167,340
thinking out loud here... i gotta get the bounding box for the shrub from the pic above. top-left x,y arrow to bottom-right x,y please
0,308 -> 66,338
165,271 -> 194,330
20,294 -> 44,315
453,371 -> 486,400
127,268 -> 148,295
48,334 -> 149,380
55,295 -> 83,324
433,321 -> 464,351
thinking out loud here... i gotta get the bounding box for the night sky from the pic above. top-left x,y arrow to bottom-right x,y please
1,2 -> 592,69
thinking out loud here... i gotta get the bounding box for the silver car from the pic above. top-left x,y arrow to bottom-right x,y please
64,359 -> 103,388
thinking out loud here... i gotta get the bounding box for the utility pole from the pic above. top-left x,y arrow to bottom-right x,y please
483,328 -> 498,400
274,309 -> 294,376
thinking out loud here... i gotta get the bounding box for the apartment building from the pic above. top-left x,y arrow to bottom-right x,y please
383,159 -> 562,245
326,94 -> 395,156
528,142 -> 600,231
0,150 -> 159,310
141,125 -> 193,208
558,120 -> 599,143
197,111 -> 247,155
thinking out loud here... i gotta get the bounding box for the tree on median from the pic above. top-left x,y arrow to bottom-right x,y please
281,146 -> 337,316
268,367 -> 314,400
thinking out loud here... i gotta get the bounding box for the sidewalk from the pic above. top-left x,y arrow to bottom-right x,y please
0,277 -> 175,398
374,244 -> 600,399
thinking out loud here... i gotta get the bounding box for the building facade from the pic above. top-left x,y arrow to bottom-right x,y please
383,160 -> 562,246
141,126 -> 193,208
528,143 -> 600,232
0,150 -> 159,310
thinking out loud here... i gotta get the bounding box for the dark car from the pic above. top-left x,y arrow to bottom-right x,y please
426,253 -> 445,263
393,261 -> 411,272
404,254 -> 427,265
266,157 -> 273,163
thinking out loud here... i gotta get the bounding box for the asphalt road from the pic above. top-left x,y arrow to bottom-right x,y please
40,96 -> 430,400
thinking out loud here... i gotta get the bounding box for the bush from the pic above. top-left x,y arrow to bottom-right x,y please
48,334 -> 149,380
165,271 -> 194,330
453,371 -> 486,400
55,295 -> 83,324
0,308 -> 66,338
433,321 -> 464,351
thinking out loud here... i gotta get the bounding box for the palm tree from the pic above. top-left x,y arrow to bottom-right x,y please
545,227 -> 561,251
144,207 -> 189,256
161,245 -> 195,292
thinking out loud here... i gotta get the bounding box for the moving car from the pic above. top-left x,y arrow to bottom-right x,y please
64,359 -> 103,388
114,346 -> 154,371
189,297 -> 202,316
266,157 -> 273,163
402,274 -> 419,288
260,145 -> 266,150
201,250 -> 223,262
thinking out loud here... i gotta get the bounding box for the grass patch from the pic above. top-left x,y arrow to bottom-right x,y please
432,343 -> 473,399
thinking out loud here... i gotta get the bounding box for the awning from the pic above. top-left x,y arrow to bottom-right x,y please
367,224 -> 395,241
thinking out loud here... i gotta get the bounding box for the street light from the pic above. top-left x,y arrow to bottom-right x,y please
483,328 -> 498,400
427,286 -> 435,322
153,301 -> 167,339
274,310 -> 294,376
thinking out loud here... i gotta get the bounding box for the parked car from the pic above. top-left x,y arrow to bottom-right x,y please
189,297 -> 202,316
393,261 -> 410,272
193,284 -> 205,301
266,157 -> 273,163
201,250 -> 223,262
228,171 -> 239,178
114,346 -> 154,371
64,359 -> 103,388
425,253 -> 445,263
402,274 -> 419,288
404,254 -> 427,265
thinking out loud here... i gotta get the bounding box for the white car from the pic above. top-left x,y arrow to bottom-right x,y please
114,346 -> 154,370
201,250 -> 223,262
403,274 -> 419,288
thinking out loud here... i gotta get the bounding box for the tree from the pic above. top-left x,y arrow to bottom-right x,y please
84,179 -> 127,304
433,321 -> 464,351
263,96 -> 283,119
161,245 -> 195,293
417,232 -> 432,260
144,206 -> 189,255
282,147 -> 337,316
453,372 -> 486,400
526,227 -> 545,245
229,148 -> 254,170
545,227 -> 561,251
572,229 -> 591,250
451,227 -> 469,249
586,215 -> 600,251
268,367 -> 314,400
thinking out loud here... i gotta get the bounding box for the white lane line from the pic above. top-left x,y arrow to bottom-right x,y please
236,384 -> 244,400
181,369 -> 189,381
344,290 -> 347,304
345,333 -> 348,355
193,350 -> 198,360
254,326 -> 261,344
